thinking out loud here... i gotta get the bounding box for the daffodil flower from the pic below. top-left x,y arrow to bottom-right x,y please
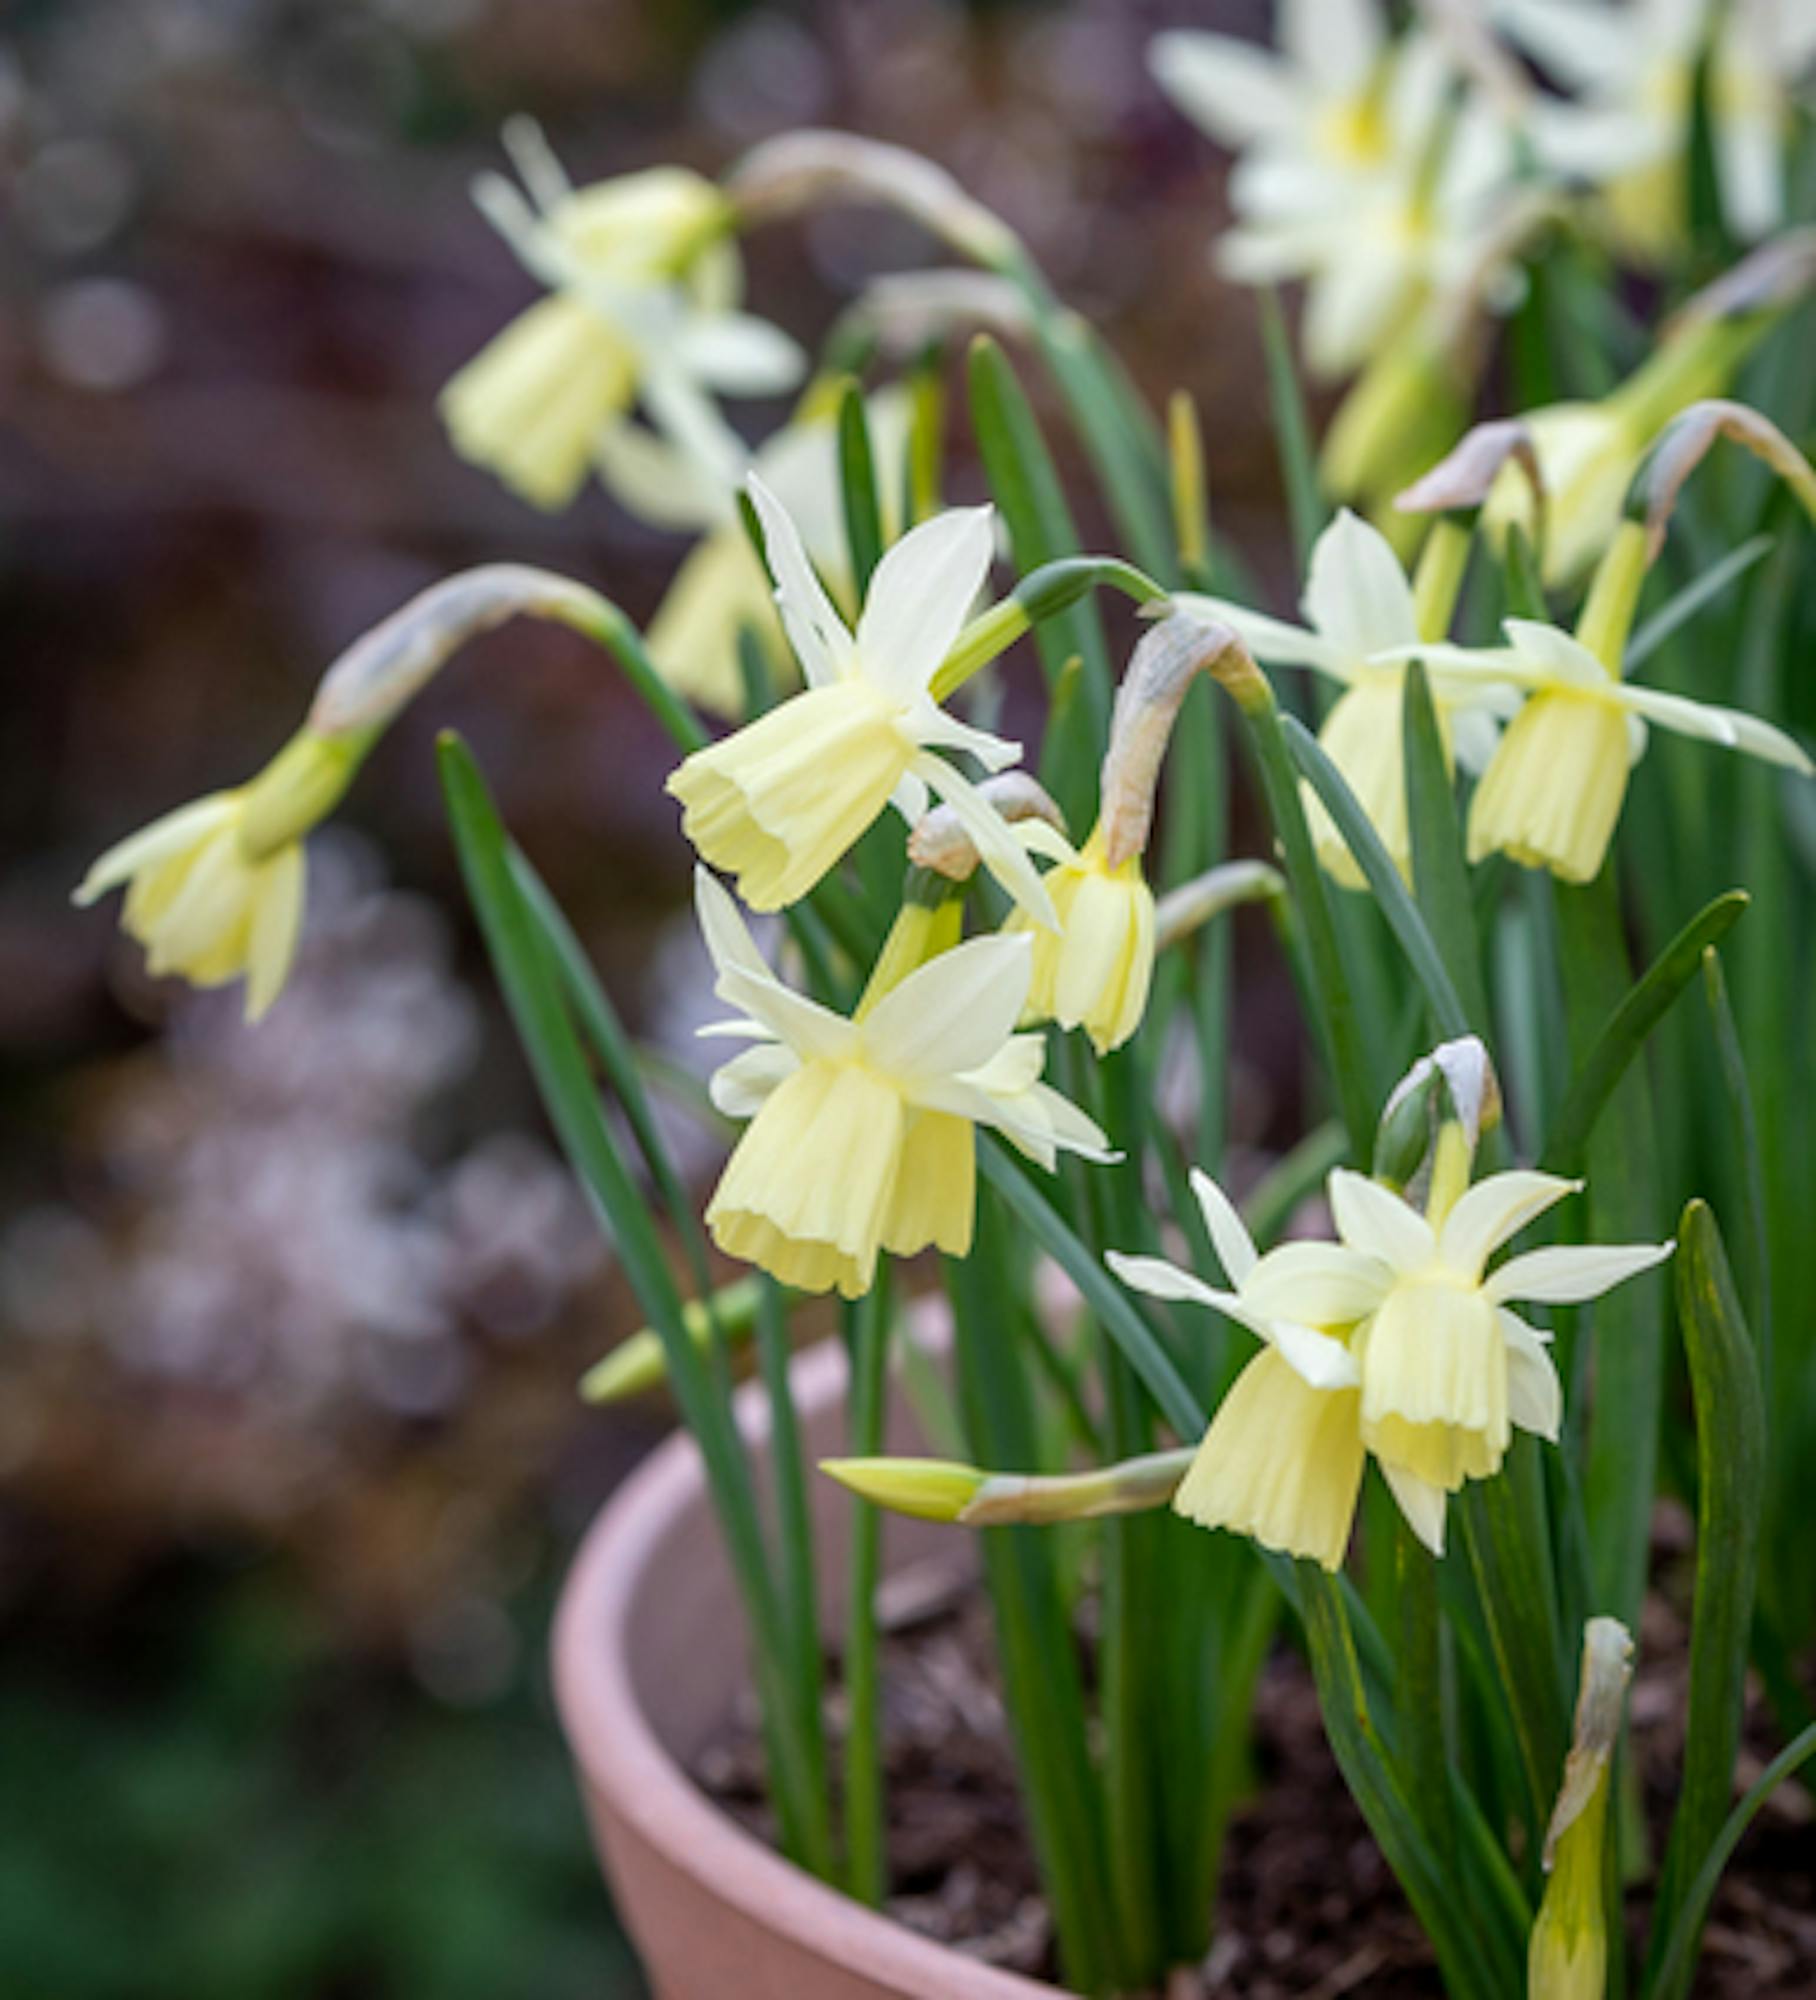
74,728 -> 367,1022
441,126 -> 803,513
1177,510 -> 1508,886
641,385 -> 913,718
694,869 -> 1111,1298
669,478 -> 1058,927
1109,1168 -> 1409,1570
1416,616 -> 1813,882
1323,1164 -> 1671,1544
1497,0 -> 1815,257
1157,15 -> 1517,380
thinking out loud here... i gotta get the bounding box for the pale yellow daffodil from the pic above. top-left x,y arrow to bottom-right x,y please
1178,510 -> 1506,887
694,869 -> 1111,1298
1418,614 -> 1813,883
74,728 -> 367,1022
441,127 -> 803,514
669,478 -> 1057,927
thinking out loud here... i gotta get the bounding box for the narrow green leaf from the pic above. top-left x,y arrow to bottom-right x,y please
840,1279 -> 891,1905
1543,890 -> 1750,1174
967,334 -> 1114,734
1648,1720 -> 1816,2000
836,380 -> 885,595
436,732 -> 833,1874
1645,1201 -> 1767,1988
1699,948 -> 1772,1380
1282,713 -> 1472,1043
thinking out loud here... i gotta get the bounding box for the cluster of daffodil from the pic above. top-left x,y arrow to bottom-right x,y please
71,34 -> 1816,1997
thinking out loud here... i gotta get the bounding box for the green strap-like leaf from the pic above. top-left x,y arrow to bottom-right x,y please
1543,890 -> 1750,1175
1644,1200 -> 1767,1991
836,380 -> 885,596
1402,660 -> 1491,1033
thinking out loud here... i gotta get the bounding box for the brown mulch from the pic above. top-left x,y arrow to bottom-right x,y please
694,1548 -> 1815,1996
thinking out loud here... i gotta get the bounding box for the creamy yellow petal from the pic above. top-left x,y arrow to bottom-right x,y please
1359,1281 -> 1509,1451
1173,1348 -> 1366,1571
243,845 -> 307,1022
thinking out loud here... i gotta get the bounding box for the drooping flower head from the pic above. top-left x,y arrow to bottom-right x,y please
440,124 -> 803,513
1178,510 -> 1507,886
695,869 -> 1110,1299
669,478 -> 1057,927
1418,523 -> 1813,882
74,728 -> 367,1022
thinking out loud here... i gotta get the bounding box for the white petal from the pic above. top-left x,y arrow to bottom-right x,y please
1500,1310 -> 1562,1441
1613,685 -> 1813,772
672,312 -> 806,394
1106,1251 -> 1243,1314
1501,619 -> 1613,690
1301,248 -> 1413,382
1715,109 -> 1783,242
856,505 -> 996,702
859,932 -> 1030,1082
1378,1458 -> 1448,1556
915,755 -> 1057,932
75,794 -> 239,904
1189,1167 -> 1258,1287
1170,594 -> 1353,681
747,472 -> 854,689
709,1039 -> 800,1117
595,419 -> 730,532
888,768 -> 931,825
1281,0 -> 1382,92
1327,1169 -> 1435,1272
1147,31 -> 1300,147
1243,1241 -> 1393,1326
1269,1317 -> 1363,1391
693,866 -> 851,1058
1495,0 -> 1630,86
1303,509 -> 1419,658
1438,1170 -> 1582,1279
907,700 -> 1024,772
1484,1239 -> 1674,1307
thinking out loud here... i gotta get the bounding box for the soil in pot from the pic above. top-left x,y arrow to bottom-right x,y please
693,1545 -> 1816,1998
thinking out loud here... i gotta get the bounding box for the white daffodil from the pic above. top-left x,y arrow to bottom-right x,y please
1320,1164 -> 1672,1544
74,729 -> 367,1022
1416,615 -> 1814,882
1110,1168 -> 1416,1570
441,124 -> 803,513
695,869 -> 1111,1298
1496,0 -> 1816,256
1157,15 -> 1520,381
1005,827 -> 1156,1056
1178,510 -> 1511,886
669,477 -> 1057,927
641,385 -> 914,717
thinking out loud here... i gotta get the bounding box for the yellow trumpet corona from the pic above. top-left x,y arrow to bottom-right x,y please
1007,830 -> 1156,1055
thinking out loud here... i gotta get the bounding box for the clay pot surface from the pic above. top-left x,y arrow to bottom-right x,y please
553,1332 -> 1069,2000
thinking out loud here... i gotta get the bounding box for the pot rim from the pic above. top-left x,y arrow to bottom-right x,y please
551,1334 -> 1063,1998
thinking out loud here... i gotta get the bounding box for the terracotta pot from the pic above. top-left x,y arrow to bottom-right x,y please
553,1332 -> 1069,2000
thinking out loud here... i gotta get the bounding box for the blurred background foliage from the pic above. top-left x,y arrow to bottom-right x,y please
1,1 -> 1290,1992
